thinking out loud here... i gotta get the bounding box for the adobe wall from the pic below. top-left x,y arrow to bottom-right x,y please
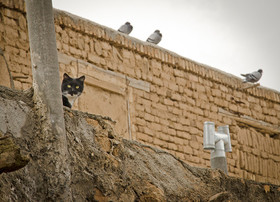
0,0 -> 279,185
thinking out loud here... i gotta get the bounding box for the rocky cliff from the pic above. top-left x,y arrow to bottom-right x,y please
0,86 -> 279,201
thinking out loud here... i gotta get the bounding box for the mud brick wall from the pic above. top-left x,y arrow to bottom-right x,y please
1,0 -> 280,185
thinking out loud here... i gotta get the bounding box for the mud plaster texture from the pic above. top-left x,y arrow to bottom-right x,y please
0,85 -> 279,201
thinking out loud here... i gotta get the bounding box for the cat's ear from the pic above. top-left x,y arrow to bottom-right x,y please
78,75 -> 85,82
63,73 -> 71,80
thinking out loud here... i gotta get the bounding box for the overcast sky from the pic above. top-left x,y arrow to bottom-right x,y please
53,0 -> 280,91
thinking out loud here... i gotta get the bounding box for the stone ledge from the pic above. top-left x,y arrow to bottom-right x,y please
219,108 -> 280,138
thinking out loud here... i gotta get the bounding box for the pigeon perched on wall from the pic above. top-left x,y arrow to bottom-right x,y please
118,22 -> 133,35
146,30 -> 162,44
241,69 -> 263,83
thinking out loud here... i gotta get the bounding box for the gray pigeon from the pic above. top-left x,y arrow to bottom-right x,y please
241,69 -> 263,83
146,30 -> 162,44
118,22 -> 133,34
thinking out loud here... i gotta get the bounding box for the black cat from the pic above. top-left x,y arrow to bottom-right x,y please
61,73 -> 85,108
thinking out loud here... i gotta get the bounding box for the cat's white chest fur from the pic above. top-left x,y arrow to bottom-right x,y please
65,94 -> 79,106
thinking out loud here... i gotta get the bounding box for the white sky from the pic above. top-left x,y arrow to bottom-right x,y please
53,0 -> 280,91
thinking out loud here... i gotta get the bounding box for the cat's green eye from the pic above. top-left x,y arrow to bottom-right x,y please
67,85 -> 71,88
76,86 -> 79,89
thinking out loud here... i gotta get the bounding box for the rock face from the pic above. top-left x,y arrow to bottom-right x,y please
0,86 -> 279,201
0,133 -> 29,174
0,87 -> 31,174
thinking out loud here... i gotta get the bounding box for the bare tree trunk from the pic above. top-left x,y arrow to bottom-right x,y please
26,0 -> 71,200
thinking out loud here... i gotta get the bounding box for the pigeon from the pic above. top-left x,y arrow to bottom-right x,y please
146,30 -> 162,44
241,69 -> 263,83
118,22 -> 133,35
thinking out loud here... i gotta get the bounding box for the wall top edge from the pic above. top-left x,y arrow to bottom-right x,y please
52,9 -> 280,102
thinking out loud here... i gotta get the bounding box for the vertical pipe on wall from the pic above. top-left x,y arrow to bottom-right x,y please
127,99 -> 132,140
203,122 -> 232,174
